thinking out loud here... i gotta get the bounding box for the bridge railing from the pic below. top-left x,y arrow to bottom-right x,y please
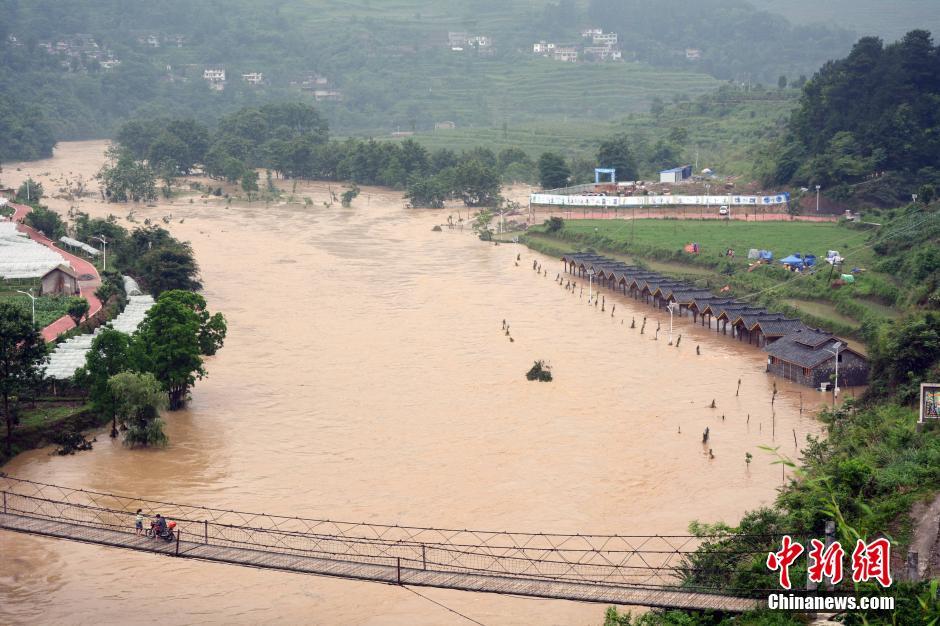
0,475 -> 786,596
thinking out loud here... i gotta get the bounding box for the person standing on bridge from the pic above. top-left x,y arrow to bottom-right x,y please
135,509 -> 144,536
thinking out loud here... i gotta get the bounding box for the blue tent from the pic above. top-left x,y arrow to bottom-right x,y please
780,254 -> 804,267
759,250 -> 774,261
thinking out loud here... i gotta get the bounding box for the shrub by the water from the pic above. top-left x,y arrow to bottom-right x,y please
52,430 -> 94,455
526,360 -> 553,382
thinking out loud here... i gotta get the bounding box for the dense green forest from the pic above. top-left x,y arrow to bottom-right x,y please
0,0 -> 862,163
759,30 -> 940,205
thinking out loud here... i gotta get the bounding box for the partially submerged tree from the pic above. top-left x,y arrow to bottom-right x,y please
108,371 -> 167,447
0,303 -> 46,455
132,292 -> 226,409
74,329 -> 132,438
472,209 -> 494,241
526,360 -> 553,382
341,184 -> 360,207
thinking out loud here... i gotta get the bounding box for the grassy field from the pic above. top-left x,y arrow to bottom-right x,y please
525,217 -> 904,337
557,218 -> 874,266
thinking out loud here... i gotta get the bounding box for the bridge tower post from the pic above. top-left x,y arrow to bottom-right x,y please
397,558 -> 401,585
204,520 -> 208,544
176,529 -> 181,556
422,545 -> 426,570
2,491 -> 5,514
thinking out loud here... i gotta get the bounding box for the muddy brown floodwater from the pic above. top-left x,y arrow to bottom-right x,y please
1,142 -> 834,625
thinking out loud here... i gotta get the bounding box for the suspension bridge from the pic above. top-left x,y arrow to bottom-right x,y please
0,476 -> 779,612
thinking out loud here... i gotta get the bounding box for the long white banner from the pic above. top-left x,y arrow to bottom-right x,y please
529,193 -> 790,207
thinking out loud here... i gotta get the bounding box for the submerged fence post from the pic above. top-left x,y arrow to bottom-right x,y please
422,545 -> 426,571
397,558 -> 401,585
204,520 -> 208,544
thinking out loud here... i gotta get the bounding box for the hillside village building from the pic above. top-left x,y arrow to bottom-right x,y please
242,72 -> 264,86
203,67 -> 226,91
553,46 -> 579,62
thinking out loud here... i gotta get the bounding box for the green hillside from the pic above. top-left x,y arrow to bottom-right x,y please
750,0 -> 940,41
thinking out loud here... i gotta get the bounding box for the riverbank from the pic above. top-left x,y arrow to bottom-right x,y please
521,219 -> 900,341
0,140 -> 828,626
0,399 -> 99,466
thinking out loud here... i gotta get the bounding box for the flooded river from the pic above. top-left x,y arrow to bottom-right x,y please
1,141 -> 829,625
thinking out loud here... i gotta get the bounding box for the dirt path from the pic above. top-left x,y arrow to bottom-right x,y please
11,202 -> 102,341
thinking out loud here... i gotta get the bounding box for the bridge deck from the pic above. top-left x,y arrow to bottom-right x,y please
0,512 -> 760,612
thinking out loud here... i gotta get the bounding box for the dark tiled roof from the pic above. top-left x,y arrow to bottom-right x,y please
715,305 -> 761,320
670,290 -> 715,304
766,329 -> 852,368
792,329 -> 834,348
754,319 -> 808,337
736,313 -> 787,329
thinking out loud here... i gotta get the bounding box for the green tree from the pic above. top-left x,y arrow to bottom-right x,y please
132,297 -> 208,410
868,311 -> 940,404
537,152 -> 571,189
545,216 -> 564,233
406,175 -> 449,208
98,150 -> 157,202
241,169 -> 259,201
472,209 -> 494,241
597,135 -> 639,181
0,303 -> 46,455
156,290 -> 227,356
15,178 -> 43,204
137,244 -> 202,296
918,184 -> 936,205
108,371 -> 167,447
453,160 -> 501,207
341,184 -> 360,207
497,147 -> 531,171
777,74 -> 788,89
74,329 -> 132,438
23,205 -> 65,238
67,297 -> 89,326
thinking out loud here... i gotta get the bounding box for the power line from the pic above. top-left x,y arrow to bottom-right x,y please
402,585 -> 487,626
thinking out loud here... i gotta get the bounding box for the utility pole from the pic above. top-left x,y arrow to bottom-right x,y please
93,235 -> 109,271
815,185 -> 821,212
16,288 -> 37,326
